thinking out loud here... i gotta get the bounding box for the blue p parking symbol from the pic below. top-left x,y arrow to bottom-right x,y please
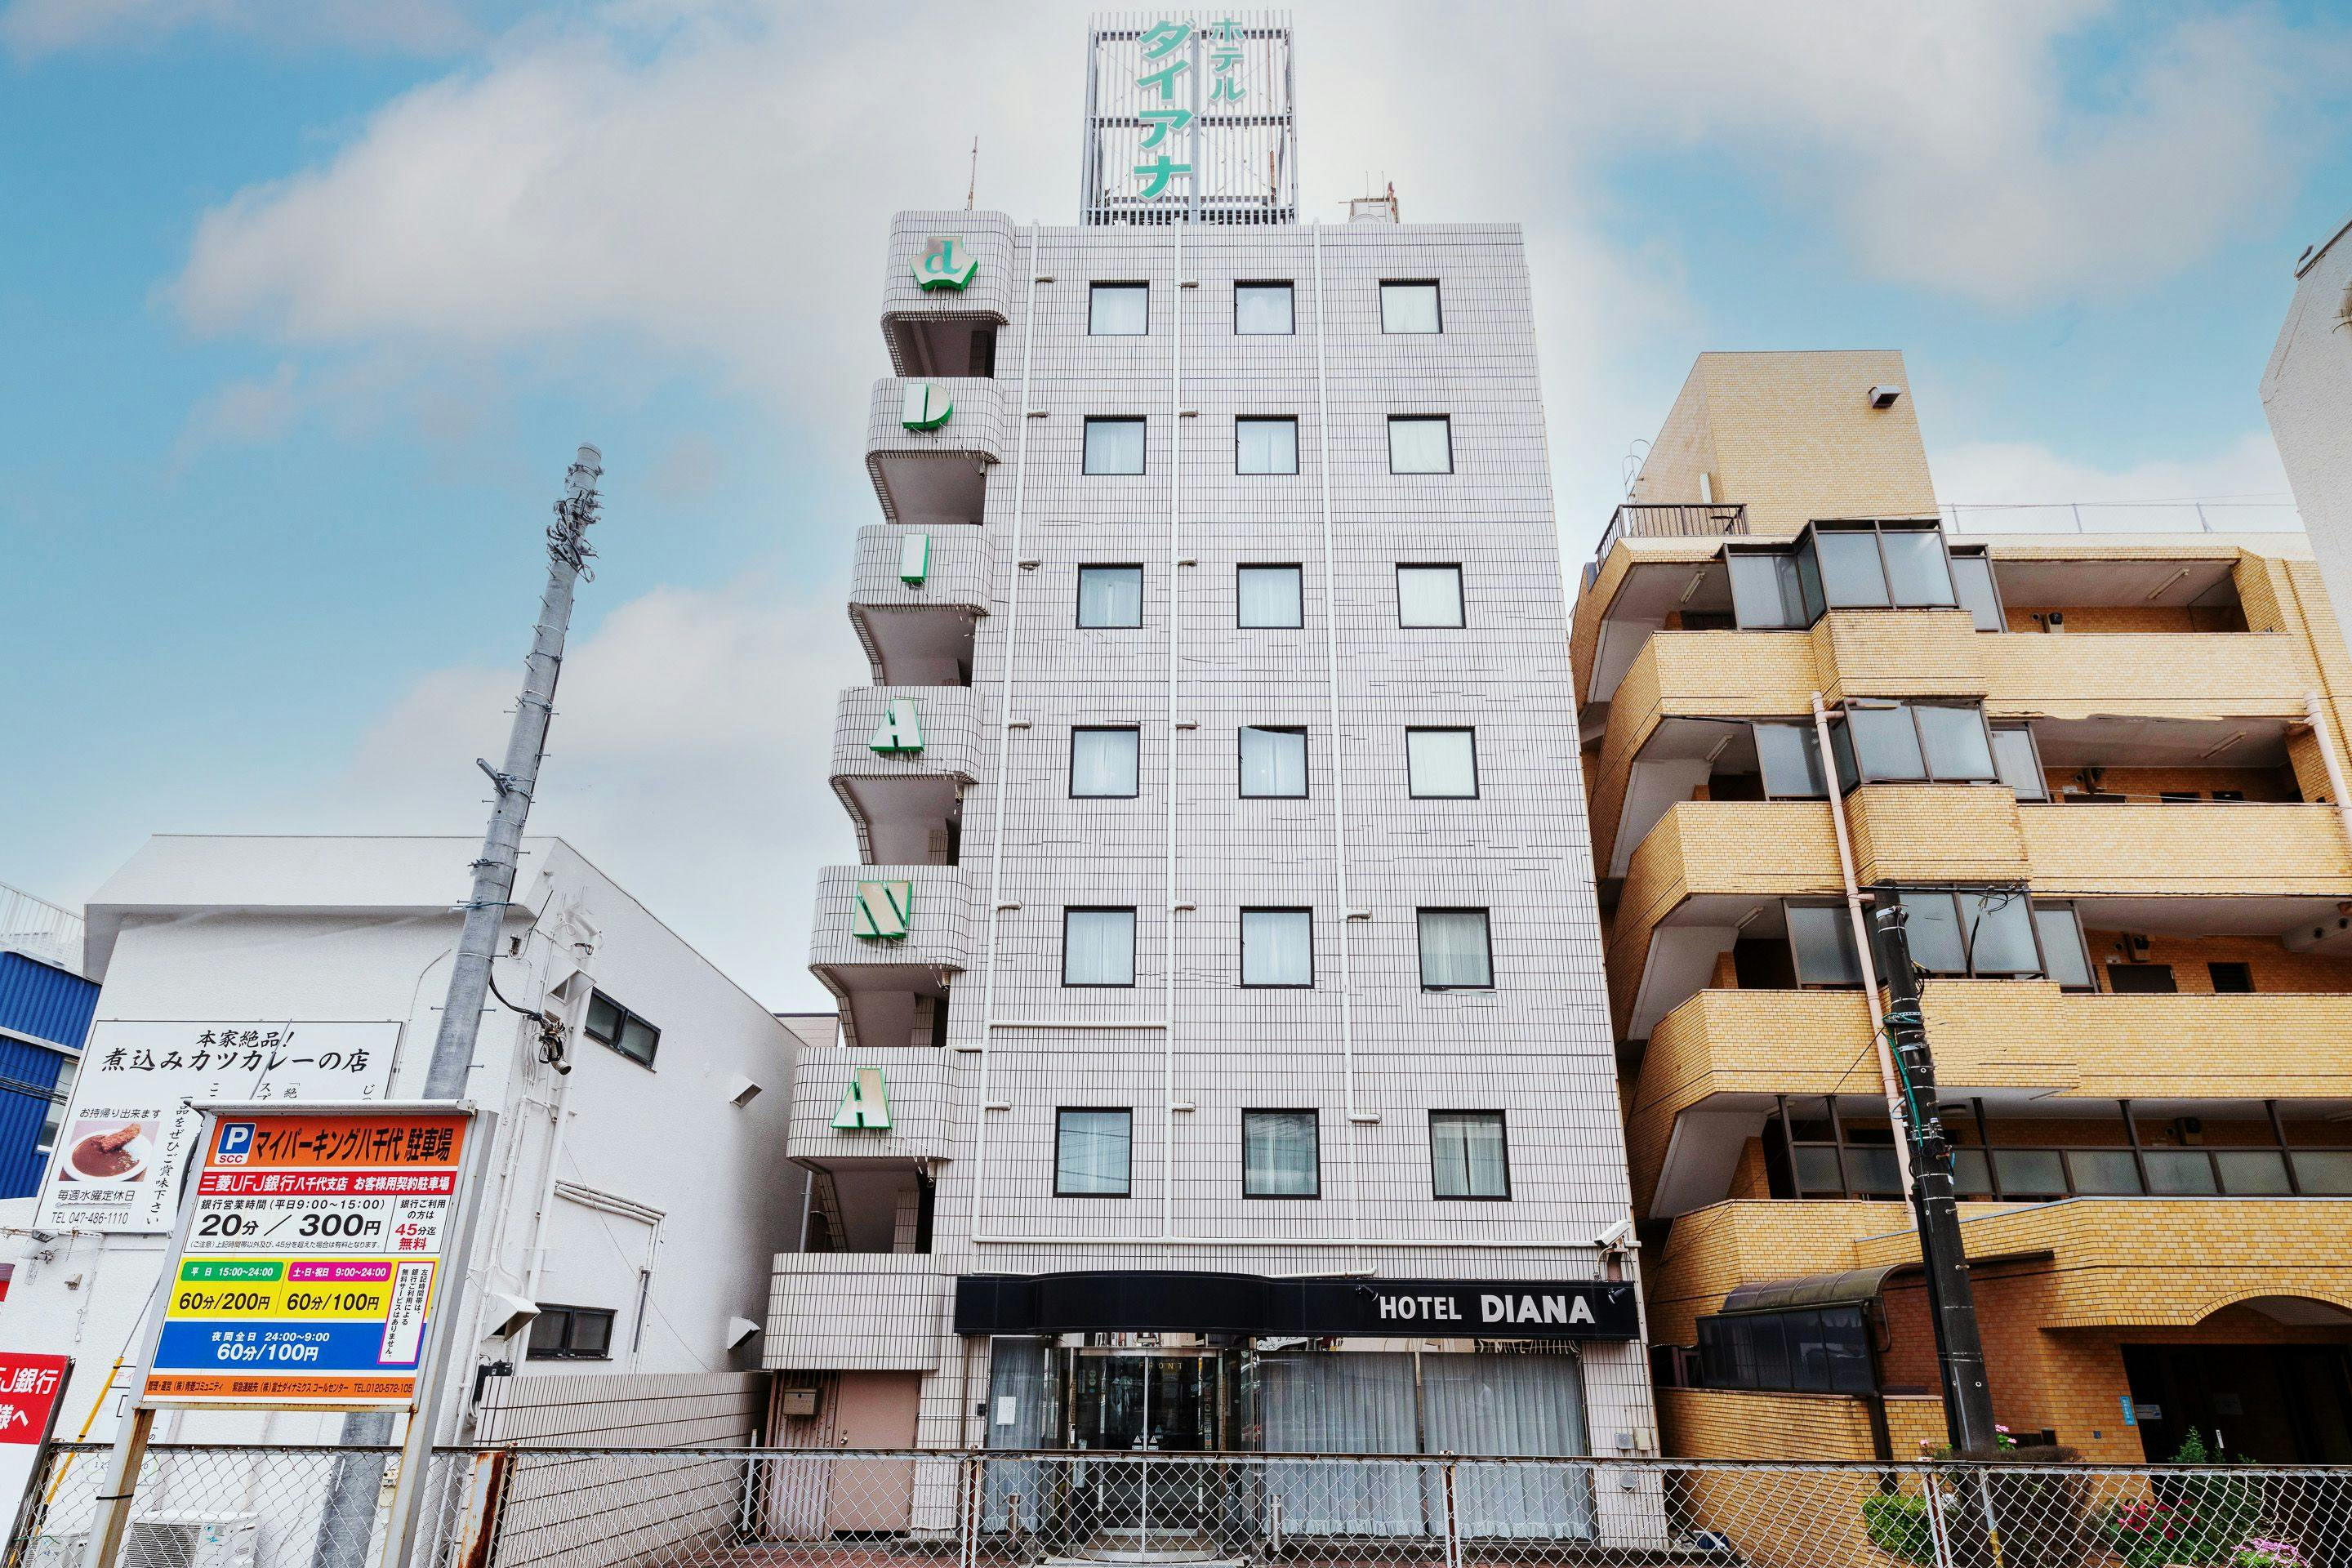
216,1121 -> 255,1165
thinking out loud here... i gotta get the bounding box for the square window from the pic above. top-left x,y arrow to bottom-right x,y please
1235,282 -> 1294,335
1417,908 -> 1492,990
1990,728 -> 2047,800
582,990 -> 659,1068
1396,564 -> 1464,627
1406,728 -> 1478,798
1754,723 -> 1829,799
1914,705 -> 1995,781
1070,727 -> 1140,798
1084,417 -> 1147,475
1055,1109 -> 1132,1196
1243,1109 -> 1319,1197
1236,417 -> 1300,475
1077,564 -> 1145,627
1089,283 -> 1148,336
1063,907 -> 1137,987
1786,903 -> 1863,987
1241,908 -> 1314,987
1236,565 -> 1303,629
1430,1111 -> 1510,1199
1388,416 -> 1453,474
1239,726 -> 1308,797
1380,281 -> 1441,334
528,1304 -> 617,1361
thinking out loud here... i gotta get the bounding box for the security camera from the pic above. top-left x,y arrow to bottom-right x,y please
1592,1218 -> 1636,1250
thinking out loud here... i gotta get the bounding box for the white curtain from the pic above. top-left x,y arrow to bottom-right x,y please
1388,417 -> 1452,473
1055,1110 -> 1130,1195
1236,418 -> 1298,474
1064,909 -> 1135,986
1418,911 -> 1491,987
1242,1111 -> 1317,1196
1071,728 -> 1138,796
1240,728 -> 1307,796
1396,566 -> 1462,627
983,1339 -> 1054,1530
1406,729 -> 1477,797
1419,1353 -> 1595,1539
1260,1354 -> 1426,1535
1241,911 -> 1312,986
1430,1112 -> 1508,1197
1236,567 -> 1301,628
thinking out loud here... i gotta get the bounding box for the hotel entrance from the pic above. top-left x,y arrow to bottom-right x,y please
1062,1349 -> 1244,1552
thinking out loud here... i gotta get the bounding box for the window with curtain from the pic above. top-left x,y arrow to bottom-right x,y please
1388,416 -> 1453,474
1237,565 -> 1303,628
1054,1109 -> 1132,1196
1418,909 -> 1493,990
1236,416 -> 1300,474
1083,417 -> 1147,474
1070,727 -> 1140,798
1076,564 -> 1144,627
1431,1111 -> 1509,1198
1235,282 -> 1295,335
1063,907 -> 1136,987
1396,564 -> 1464,627
1406,728 -> 1478,798
1243,1109 -> 1319,1196
1419,1353 -> 1595,1539
1241,908 -> 1314,987
1259,1354 -> 1423,1535
982,1339 -> 1053,1531
1089,282 -> 1148,335
1240,726 -> 1309,797
1379,281 -> 1441,333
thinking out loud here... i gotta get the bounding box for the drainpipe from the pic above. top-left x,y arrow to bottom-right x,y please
1811,692 -> 1913,1196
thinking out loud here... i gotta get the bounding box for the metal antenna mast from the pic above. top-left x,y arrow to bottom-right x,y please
309,443 -> 603,1568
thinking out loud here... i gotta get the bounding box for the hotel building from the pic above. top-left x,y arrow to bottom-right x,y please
1576,350 -> 2352,1465
764,11 -> 1656,1544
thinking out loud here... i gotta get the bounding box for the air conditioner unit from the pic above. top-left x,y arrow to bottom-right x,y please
38,1514 -> 257,1568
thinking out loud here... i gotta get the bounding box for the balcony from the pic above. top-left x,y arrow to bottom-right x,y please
787,1042 -> 951,1169
1632,984 -> 2352,1214
766,1254 -> 947,1371
831,686 -> 982,865
1589,503 -> 1748,575
2020,802 -> 2352,898
849,524 -> 991,686
865,377 -> 1006,528
880,210 -> 1017,377
808,864 -> 973,1052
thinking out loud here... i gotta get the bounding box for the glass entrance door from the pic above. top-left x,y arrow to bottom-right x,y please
1067,1352 -> 1227,1554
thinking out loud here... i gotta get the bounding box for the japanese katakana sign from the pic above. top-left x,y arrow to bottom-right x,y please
142,1107 -> 477,1410
35,1019 -> 399,1235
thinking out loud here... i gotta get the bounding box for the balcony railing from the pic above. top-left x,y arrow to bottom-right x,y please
1592,501 -> 1748,564
0,880 -> 83,975
1942,499 -> 2303,536
1783,1140 -> 2352,1201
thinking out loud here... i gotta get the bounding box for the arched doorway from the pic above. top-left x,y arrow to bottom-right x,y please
2123,1296 -> 2352,1463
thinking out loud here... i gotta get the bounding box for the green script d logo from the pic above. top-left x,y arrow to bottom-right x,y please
912,236 -> 979,292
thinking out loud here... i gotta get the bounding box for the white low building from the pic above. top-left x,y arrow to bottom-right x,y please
0,834 -> 808,1450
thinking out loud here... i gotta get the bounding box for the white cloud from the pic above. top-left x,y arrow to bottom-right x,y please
0,0 -> 488,57
174,360 -> 301,457
316,572 -> 863,1006
1931,428 -> 2292,506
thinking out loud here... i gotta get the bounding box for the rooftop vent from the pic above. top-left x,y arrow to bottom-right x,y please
1868,385 -> 1904,409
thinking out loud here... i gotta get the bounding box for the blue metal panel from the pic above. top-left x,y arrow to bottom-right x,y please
0,1035 -> 65,1200
0,951 -> 99,1052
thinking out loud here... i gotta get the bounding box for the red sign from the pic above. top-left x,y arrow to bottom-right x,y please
0,1353 -> 69,1446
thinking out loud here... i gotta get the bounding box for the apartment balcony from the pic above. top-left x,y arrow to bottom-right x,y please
831,686 -> 982,866
766,1253 -> 948,1371
1631,984 -> 2352,1215
849,524 -> 992,687
1588,502 -> 1748,574
808,864 -> 973,1052
880,209 -> 1017,378
865,376 -> 1005,528
1612,798 -> 2352,1039
787,1041 -> 951,1169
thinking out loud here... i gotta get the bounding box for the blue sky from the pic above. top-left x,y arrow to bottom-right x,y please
5,0 -> 2348,1005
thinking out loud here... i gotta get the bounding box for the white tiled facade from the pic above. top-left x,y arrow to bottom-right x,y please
776,205 -> 1652,1493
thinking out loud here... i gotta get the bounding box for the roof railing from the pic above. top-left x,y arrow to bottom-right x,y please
0,880 -> 85,976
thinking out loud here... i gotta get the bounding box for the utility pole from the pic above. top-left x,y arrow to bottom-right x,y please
1871,900 -> 2001,1458
309,445 -> 602,1568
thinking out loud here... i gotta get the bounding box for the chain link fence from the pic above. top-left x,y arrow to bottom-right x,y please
13,1443 -> 2352,1568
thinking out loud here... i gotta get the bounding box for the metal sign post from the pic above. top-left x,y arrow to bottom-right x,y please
78,1100 -> 492,1568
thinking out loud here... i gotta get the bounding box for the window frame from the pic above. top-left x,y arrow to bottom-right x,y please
1062,906 -> 1139,989
1235,416 -> 1301,476
1082,416 -> 1148,476
1726,521 -> 1962,630
527,1303 -> 617,1361
1379,279 -> 1443,334
1880,886 -> 2059,981
1239,906 -> 1316,989
582,990 -> 660,1070
1753,720 -> 1830,800
1236,564 -> 1305,629
1429,1109 -> 1512,1200
1948,546 -> 2007,633
1088,281 -> 1150,336
1990,725 -> 2048,801
1068,725 -> 1142,800
1241,1107 -> 1322,1200
1396,563 -> 1466,628
1405,727 -> 1481,800
1416,907 -> 1495,991
1075,564 -> 1146,629
1054,1107 -> 1134,1198
2032,900 -> 2097,991
1781,898 -> 1865,988
1238,724 -> 1311,799
1827,699 -> 1999,789
1386,416 -> 1454,475
1233,280 -> 1296,336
